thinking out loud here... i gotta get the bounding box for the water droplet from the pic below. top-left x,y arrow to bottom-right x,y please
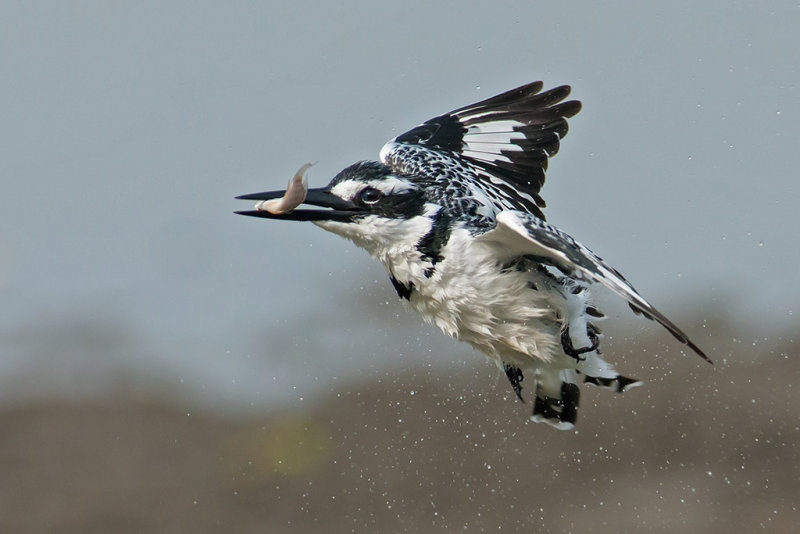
758,241 -> 764,247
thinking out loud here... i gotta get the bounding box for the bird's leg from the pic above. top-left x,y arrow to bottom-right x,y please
503,363 -> 525,402
560,324 -> 599,361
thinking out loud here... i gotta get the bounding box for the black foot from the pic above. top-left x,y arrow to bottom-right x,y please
503,363 -> 525,402
560,325 -> 599,361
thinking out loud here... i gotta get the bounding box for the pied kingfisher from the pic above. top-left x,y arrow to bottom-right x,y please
237,81 -> 710,429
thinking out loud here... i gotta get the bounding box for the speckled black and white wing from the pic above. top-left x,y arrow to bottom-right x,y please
380,81 -> 581,220
476,211 -> 711,363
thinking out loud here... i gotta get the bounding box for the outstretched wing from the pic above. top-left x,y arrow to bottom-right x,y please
476,211 -> 711,363
380,81 -> 581,219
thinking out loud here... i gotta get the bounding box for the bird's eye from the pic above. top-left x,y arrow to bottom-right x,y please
359,187 -> 382,204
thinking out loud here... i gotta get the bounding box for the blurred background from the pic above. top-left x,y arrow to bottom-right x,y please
1,1 -> 798,532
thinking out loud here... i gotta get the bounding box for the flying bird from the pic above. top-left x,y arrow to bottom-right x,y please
236,81 -> 710,429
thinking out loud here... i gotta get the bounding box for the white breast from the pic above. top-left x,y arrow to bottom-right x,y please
384,227 -> 573,367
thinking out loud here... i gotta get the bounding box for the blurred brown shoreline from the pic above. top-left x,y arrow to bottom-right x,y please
1,319 -> 797,533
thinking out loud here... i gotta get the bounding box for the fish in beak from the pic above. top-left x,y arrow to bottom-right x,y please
235,163 -> 358,222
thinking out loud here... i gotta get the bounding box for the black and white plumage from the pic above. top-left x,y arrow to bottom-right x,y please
237,81 -> 710,430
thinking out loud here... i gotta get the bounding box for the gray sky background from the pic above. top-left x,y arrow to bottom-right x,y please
1,1 -> 798,407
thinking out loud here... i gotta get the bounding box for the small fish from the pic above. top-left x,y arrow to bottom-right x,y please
255,163 -> 312,214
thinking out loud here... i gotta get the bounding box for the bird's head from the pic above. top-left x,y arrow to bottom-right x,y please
237,161 -> 438,255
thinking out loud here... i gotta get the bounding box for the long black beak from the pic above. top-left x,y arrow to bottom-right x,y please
235,187 -> 358,222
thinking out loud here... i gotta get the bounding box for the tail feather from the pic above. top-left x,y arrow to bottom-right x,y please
501,329 -> 643,429
530,369 -> 580,430
520,352 -> 642,429
583,374 -> 642,393
576,352 -> 643,393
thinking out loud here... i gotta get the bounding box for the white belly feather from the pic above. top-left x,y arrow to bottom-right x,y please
384,228 -> 583,370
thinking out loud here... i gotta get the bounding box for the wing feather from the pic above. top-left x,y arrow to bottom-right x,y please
476,211 -> 711,363
380,81 -> 581,219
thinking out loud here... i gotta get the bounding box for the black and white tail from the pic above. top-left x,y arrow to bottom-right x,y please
503,352 -> 642,430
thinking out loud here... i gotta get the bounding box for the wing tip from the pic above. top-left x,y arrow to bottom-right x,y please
628,303 -> 712,364
686,339 -> 713,365
559,99 -> 582,118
